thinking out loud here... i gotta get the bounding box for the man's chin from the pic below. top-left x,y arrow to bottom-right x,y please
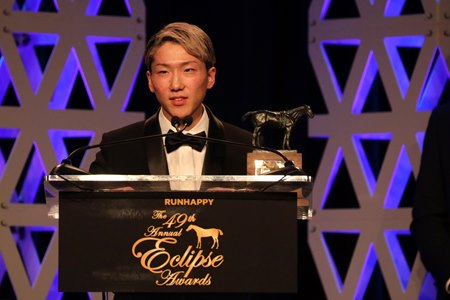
163,104 -> 203,122
162,107 -> 187,118
172,112 -> 191,119
170,108 -> 198,119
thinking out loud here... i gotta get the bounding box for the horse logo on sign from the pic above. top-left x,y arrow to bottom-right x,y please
187,224 -> 223,249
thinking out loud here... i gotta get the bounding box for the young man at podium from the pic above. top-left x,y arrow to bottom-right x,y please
88,22 -> 253,299
89,22 -> 252,180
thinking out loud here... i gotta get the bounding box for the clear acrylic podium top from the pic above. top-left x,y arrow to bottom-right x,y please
44,174 -> 313,219
44,174 -> 312,192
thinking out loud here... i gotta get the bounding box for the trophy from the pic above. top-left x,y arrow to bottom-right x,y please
242,105 -> 314,219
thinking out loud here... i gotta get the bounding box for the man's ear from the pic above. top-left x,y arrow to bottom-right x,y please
146,70 -> 155,93
207,67 -> 216,89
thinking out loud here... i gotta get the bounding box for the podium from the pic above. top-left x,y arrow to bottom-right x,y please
44,174 -> 312,294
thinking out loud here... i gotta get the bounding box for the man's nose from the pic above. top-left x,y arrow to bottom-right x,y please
170,72 -> 184,90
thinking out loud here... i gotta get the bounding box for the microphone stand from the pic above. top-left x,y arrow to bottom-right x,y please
49,115 -> 305,176
49,131 -> 180,175
179,134 -> 305,175
50,116 -> 192,175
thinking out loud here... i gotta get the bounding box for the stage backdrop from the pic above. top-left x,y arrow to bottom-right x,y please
0,1 -> 145,299
308,0 -> 449,299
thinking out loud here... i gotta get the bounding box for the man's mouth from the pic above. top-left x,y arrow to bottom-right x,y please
170,97 -> 187,105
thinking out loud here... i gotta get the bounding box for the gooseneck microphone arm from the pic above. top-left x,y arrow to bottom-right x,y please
169,115 -> 298,172
49,115 -> 304,175
49,116 -> 193,175
65,116 -> 192,163
192,135 -> 293,164
174,133 -> 304,175
49,131 -> 180,175
68,133 -> 174,164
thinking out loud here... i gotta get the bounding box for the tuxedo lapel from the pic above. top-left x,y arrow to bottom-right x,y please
202,106 -> 225,175
144,111 -> 169,175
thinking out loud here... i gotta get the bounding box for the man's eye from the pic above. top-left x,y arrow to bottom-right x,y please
185,68 -> 195,72
157,70 -> 168,74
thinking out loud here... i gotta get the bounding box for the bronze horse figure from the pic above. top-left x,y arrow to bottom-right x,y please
241,105 -> 314,149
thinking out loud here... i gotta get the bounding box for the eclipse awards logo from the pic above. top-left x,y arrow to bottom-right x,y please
131,199 -> 224,287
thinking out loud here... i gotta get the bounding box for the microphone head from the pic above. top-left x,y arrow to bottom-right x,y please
171,116 -> 181,129
182,116 -> 193,127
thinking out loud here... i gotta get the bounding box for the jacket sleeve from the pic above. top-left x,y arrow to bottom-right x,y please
88,132 -> 115,174
88,120 -> 151,175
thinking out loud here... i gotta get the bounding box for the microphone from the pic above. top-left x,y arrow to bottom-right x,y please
171,116 -> 193,132
49,115 -> 305,176
49,116 -> 192,175
171,116 -> 181,131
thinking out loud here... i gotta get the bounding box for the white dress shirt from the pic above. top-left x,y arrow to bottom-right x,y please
159,107 -> 209,190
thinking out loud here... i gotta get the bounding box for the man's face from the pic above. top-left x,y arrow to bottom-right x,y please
146,42 -> 216,128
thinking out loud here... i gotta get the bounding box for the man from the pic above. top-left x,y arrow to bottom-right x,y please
411,102 -> 450,299
89,22 -> 252,176
89,22 -> 253,300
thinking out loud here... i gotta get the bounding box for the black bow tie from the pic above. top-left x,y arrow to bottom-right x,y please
165,130 -> 207,153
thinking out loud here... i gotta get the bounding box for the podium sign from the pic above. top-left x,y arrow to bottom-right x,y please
58,190 -> 297,293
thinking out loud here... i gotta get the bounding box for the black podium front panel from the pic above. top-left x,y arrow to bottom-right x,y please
59,191 -> 297,293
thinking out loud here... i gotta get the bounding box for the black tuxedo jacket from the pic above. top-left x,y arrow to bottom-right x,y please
411,102 -> 450,298
89,106 -> 252,175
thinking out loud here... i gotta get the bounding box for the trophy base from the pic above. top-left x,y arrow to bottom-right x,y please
246,150 -> 302,175
246,150 -> 312,220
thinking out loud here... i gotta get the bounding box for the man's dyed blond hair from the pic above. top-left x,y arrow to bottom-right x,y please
145,22 -> 216,71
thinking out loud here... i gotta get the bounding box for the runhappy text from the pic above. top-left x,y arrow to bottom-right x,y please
164,198 -> 214,206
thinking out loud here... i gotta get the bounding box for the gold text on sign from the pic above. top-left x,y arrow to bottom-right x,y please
164,198 -> 214,206
163,213 -> 196,228
132,237 -> 224,278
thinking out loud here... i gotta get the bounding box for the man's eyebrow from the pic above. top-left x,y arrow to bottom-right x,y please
153,61 -> 200,67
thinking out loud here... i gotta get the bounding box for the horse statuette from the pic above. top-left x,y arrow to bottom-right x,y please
241,105 -> 314,150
